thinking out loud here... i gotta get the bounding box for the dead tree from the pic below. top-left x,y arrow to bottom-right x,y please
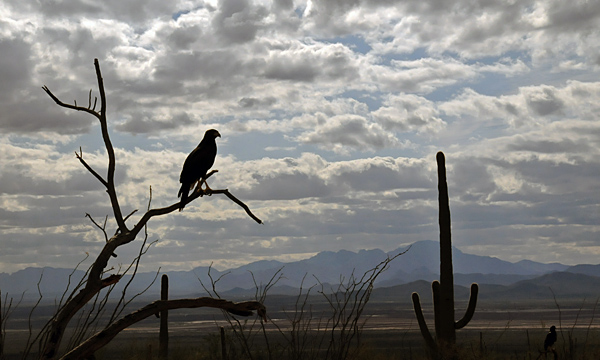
39,58 -> 264,360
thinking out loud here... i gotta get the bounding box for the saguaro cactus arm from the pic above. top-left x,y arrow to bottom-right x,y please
411,292 -> 437,352
455,283 -> 479,329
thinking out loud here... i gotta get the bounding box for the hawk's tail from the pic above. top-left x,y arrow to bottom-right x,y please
178,183 -> 188,211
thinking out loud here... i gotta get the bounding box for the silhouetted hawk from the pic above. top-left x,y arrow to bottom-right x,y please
178,129 -> 221,211
544,325 -> 557,351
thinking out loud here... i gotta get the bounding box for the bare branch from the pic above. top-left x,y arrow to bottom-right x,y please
122,209 -> 138,224
85,213 -> 118,258
85,214 -> 108,242
41,86 -> 101,119
43,59 -> 127,232
130,187 -> 262,238
75,149 -> 108,187
218,189 -> 263,224
60,298 -> 266,360
92,59 -> 127,233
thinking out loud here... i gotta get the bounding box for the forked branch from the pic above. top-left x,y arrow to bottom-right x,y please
129,171 -> 262,238
43,59 -> 127,233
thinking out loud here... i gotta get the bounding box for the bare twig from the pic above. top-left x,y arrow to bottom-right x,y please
85,214 -> 109,242
85,214 -> 117,257
75,149 -> 107,188
122,209 -> 138,224
219,189 -> 263,224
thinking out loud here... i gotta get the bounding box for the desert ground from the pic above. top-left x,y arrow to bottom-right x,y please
3,297 -> 600,359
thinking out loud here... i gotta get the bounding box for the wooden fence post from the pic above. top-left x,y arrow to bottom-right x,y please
221,326 -> 227,360
159,274 -> 169,360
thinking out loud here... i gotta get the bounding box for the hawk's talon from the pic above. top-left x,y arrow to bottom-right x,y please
202,180 -> 214,196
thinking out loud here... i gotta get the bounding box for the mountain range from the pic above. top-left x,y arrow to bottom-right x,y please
2,240 -> 599,302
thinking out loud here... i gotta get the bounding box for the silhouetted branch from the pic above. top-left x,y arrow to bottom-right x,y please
75,148 -> 107,187
43,59 -> 127,233
86,213 -> 117,258
60,298 -> 266,360
219,189 -> 263,224
42,86 -> 101,119
130,186 -> 262,238
122,209 -> 138,224
85,213 -> 109,243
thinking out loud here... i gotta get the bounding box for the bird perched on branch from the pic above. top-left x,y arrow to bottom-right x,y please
544,325 -> 557,352
178,129 -> 221,211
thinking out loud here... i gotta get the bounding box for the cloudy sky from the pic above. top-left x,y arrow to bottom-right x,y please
1,0 -> 599,274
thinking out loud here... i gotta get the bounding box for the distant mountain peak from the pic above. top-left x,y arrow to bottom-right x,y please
0,240 -> 585,301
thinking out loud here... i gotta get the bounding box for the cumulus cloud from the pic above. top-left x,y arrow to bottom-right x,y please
296,114 -> 400,154
372,94 -> 445,134
263,40 -> 360,82
440,81 -> 600,128
368,57 -> 479,93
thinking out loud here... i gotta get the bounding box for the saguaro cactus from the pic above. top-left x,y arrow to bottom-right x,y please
412,152 -> 479,359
